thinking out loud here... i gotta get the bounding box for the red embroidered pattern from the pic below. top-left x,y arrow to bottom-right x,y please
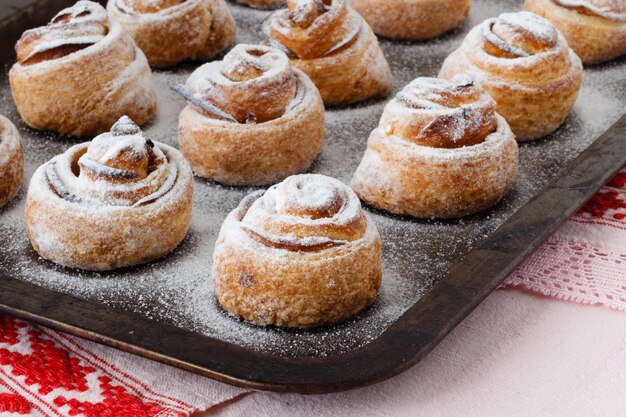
0,315 -> 25,346
581,190 -> 626,220
53,376 -> 177,417
608,171 -> 626,188
0,314 -> 191,417
42,331 -> 193,413
579,168 -> 626,220
0,330 -> 94,395
0,392 -> 30,414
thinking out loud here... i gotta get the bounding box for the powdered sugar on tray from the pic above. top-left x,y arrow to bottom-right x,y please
1,0 -> 625,357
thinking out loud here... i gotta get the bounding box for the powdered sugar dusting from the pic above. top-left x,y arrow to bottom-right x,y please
240,174 -> 368,248
32,117 -> 182,209
218,176 -> 378,257
498,11 -> 557,42
0,0 -> 625,357
260,0 -> 362,58
385,75 -> 496,146
181,44 -> 298,123
15,1 -> 109,64
478,11 -> 565,61
555,0 -> 626,21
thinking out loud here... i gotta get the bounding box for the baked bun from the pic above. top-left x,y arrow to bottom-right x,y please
353,0 -> 470,40
213,174 -> 382,329
0,116 -> 24,208
107,0 -> 237,67
439,11 -> 583,141
524,0 -> 626,64
9,1 -> 156,137
352,76 -> 519,218
175,44 -> 324,186
260,0 -> 392,105
25,116 -> 193,271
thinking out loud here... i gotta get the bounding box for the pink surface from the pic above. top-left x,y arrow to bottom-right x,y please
0,167 -> 624,416
502,168 -> 626,310
211,291 -> 626,417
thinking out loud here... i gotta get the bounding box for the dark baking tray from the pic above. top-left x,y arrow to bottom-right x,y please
1,0 -> 625,394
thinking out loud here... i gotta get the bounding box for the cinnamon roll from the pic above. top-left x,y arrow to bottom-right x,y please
353,0 -> 470,40
107,0 -> 237,67
25,116 -> 193,271
175,44 -> 324,186
438,11 -> 583,141
9,1 -> 157,137
259,0 -> 392,105
524,0 -> 626,64
351,76 -> 519,219
237,0 -> 285,9
213,174 -> 382,329
0,116 -> 24,208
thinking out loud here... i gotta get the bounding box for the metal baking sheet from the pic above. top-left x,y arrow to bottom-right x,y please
0,0 -> 625,393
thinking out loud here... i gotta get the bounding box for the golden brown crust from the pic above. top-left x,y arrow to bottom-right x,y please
107,0 -> 237,67
213,174 -> 382,329
524,0 -> 626,64
353,0 -> 470,40
439,11 -> 583,141
0,116 -> 24,208
25,117 -> 193,271
9,1 -> 157,138
351,76 -> 519,219
382,77 -> 498,149
260,0 -> 392,105
176,44 -> 324,186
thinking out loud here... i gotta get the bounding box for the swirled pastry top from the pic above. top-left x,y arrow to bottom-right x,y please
112,0 -> 186,13
15,1 -> 110,65
554,0 -> 626,21
462,11 -> 577,82
260,0 -> 362,59
238,174 -> 368,251
43,116 -> 181,207
381,76 -> 498,149
175,44 -> 303,123
482,12 -> 560,58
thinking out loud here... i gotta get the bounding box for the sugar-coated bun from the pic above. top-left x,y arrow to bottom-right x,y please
352,76 -> 519,219
25,117 -> 193,271
213,174 -> 382,329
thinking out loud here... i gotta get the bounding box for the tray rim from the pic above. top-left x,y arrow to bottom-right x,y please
1,0 -> 625,394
